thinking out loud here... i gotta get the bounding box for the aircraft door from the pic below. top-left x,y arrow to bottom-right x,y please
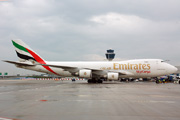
156,60 -> 167,74
156,60 -> 159,70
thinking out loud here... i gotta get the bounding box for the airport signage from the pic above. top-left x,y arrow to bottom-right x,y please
0,73 -> 8,76
4,72 -> 8,75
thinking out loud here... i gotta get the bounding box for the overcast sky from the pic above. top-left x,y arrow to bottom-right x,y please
0,0 -> 180,75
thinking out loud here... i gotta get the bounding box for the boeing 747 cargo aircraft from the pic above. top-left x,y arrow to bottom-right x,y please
4,40 -> 178,83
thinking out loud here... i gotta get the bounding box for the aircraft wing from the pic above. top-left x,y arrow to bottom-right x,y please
108,70 -> 134,76
3,60 -> 36,66
41,64 -> 131,76
40,64 -> 79,73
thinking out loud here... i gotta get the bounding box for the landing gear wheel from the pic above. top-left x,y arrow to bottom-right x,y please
88,79 -> 103,83
156,80 -> 159,84
98,80 -> 103,83
88,79 -> 92,83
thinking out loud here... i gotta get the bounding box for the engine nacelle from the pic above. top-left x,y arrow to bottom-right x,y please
79,69 -> 92,78
107,73 -> 119,80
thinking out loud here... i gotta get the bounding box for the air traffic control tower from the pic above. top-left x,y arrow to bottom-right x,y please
105,49 -> 115,61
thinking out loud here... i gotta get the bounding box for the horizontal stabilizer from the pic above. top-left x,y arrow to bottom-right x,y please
3,60 -> 36,66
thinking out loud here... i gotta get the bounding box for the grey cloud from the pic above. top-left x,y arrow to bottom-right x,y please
0,0 -> 180,75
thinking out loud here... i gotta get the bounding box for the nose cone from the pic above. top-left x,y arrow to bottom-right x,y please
173,66 -> 178,73
169,65 -> 178,74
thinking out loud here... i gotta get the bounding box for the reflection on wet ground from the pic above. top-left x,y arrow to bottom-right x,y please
0,80 -> 180,120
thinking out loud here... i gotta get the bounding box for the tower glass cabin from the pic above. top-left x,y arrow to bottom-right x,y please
105,49 -> 115,61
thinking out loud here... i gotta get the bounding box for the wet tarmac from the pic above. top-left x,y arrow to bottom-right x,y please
0,80 -> 180,120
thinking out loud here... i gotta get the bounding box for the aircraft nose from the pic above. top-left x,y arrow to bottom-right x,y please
173,66 -> 178,73
169,65 -> 178,73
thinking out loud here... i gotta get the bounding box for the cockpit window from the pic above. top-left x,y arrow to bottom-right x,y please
161,60 -> 170,62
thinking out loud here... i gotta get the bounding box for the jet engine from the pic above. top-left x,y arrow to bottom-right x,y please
107,73 -> 119,80
79,69 -> 92,78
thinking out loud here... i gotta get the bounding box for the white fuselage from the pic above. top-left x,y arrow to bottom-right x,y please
18,59 -> 177,79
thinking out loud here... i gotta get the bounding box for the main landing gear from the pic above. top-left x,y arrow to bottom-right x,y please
88,79 -> 103,83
